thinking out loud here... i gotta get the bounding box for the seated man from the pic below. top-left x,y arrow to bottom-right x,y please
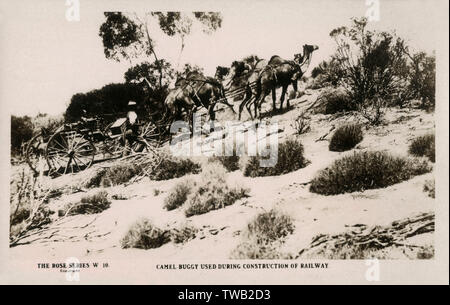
124,101 -> 140,154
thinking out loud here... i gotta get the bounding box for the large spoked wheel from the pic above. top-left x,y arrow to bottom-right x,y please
25,133 -> 48,174
45,131 -> 96,175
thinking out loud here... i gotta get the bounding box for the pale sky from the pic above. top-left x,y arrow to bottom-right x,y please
0,0 -> 446,116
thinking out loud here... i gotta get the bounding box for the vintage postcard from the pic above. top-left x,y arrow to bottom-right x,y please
0,0 -> 448,285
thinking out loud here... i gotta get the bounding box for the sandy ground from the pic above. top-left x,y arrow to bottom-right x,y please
10,87 -> 435,260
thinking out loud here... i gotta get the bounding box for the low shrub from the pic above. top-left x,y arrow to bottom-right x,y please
310,151 -> 432,195
244,138 -> 308,177
231,209 -> 294,259
164,180 -> 195,211
184,163 -> 249,217
246,209 -> 295,244
85,163 -> 142,188
314,89 -> 355,114
409,134 -> 435,162
329,124 -> 363,152
60,190 -> 111,216
150,152 -> 201,181
208,155 -> 240,172
121,218 -> 171,249
292,113 -> 311,135
100,163 -> 143,187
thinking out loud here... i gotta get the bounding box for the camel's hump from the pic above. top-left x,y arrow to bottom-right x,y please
268,55 -> 284,64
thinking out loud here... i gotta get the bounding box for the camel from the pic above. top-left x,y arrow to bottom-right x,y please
252,44 -> 319,118
163,71 -> 235,131
219,59 -> 269,120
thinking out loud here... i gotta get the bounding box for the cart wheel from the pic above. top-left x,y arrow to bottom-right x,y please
46,131 -> 96,175
25,133 -> 47,174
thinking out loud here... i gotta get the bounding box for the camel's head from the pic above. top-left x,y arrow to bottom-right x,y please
295,44 -> 319,65
303,44 -> 319,57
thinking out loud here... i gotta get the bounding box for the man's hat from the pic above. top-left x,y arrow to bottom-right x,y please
128,101 -> 137,106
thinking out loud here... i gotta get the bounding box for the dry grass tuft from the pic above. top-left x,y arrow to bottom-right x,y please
409,133 -> 435,162
121,218 -> 171,249
184,162 -> 249,217
231,209 -> 294,259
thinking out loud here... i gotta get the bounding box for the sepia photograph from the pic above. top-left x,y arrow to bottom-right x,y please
0,0 -> 448,286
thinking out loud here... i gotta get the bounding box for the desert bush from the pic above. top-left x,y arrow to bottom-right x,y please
244,138 -> 308,177
170,225 -> 198,244
150,151 -> 201,181
84,168 -> 107,188
85,163 -> 142,188
423,179 -> 435,199
121,218 -> 171,249
231,209 -> 294,259
314,88 -> 355,114
184,163 -> 249,217
399,52 -> 436,110
61,190 -> 111,216
210,155 -> 240,172
100,163 -> 143,187
329,124 -> 363,152
164,179 -> 195,211
310,151 -> 432,195
246,209 -> 295,243
409,134 -> 435,162
292,113 -> 311,135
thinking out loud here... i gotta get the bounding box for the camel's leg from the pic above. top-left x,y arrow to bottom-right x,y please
239,95 -> 250,121
256,91 -> 268,119
247,96 -> 257,121
288,80 -> 298,109
271,88 -> 277,113
279,85 -> 287,111
208,103 -> 216,132
244,99 -> 255,121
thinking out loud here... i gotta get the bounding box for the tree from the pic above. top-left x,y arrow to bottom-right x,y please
99,12 -> 222,87
124,59 -> 174,89
329,18 -> 409,124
